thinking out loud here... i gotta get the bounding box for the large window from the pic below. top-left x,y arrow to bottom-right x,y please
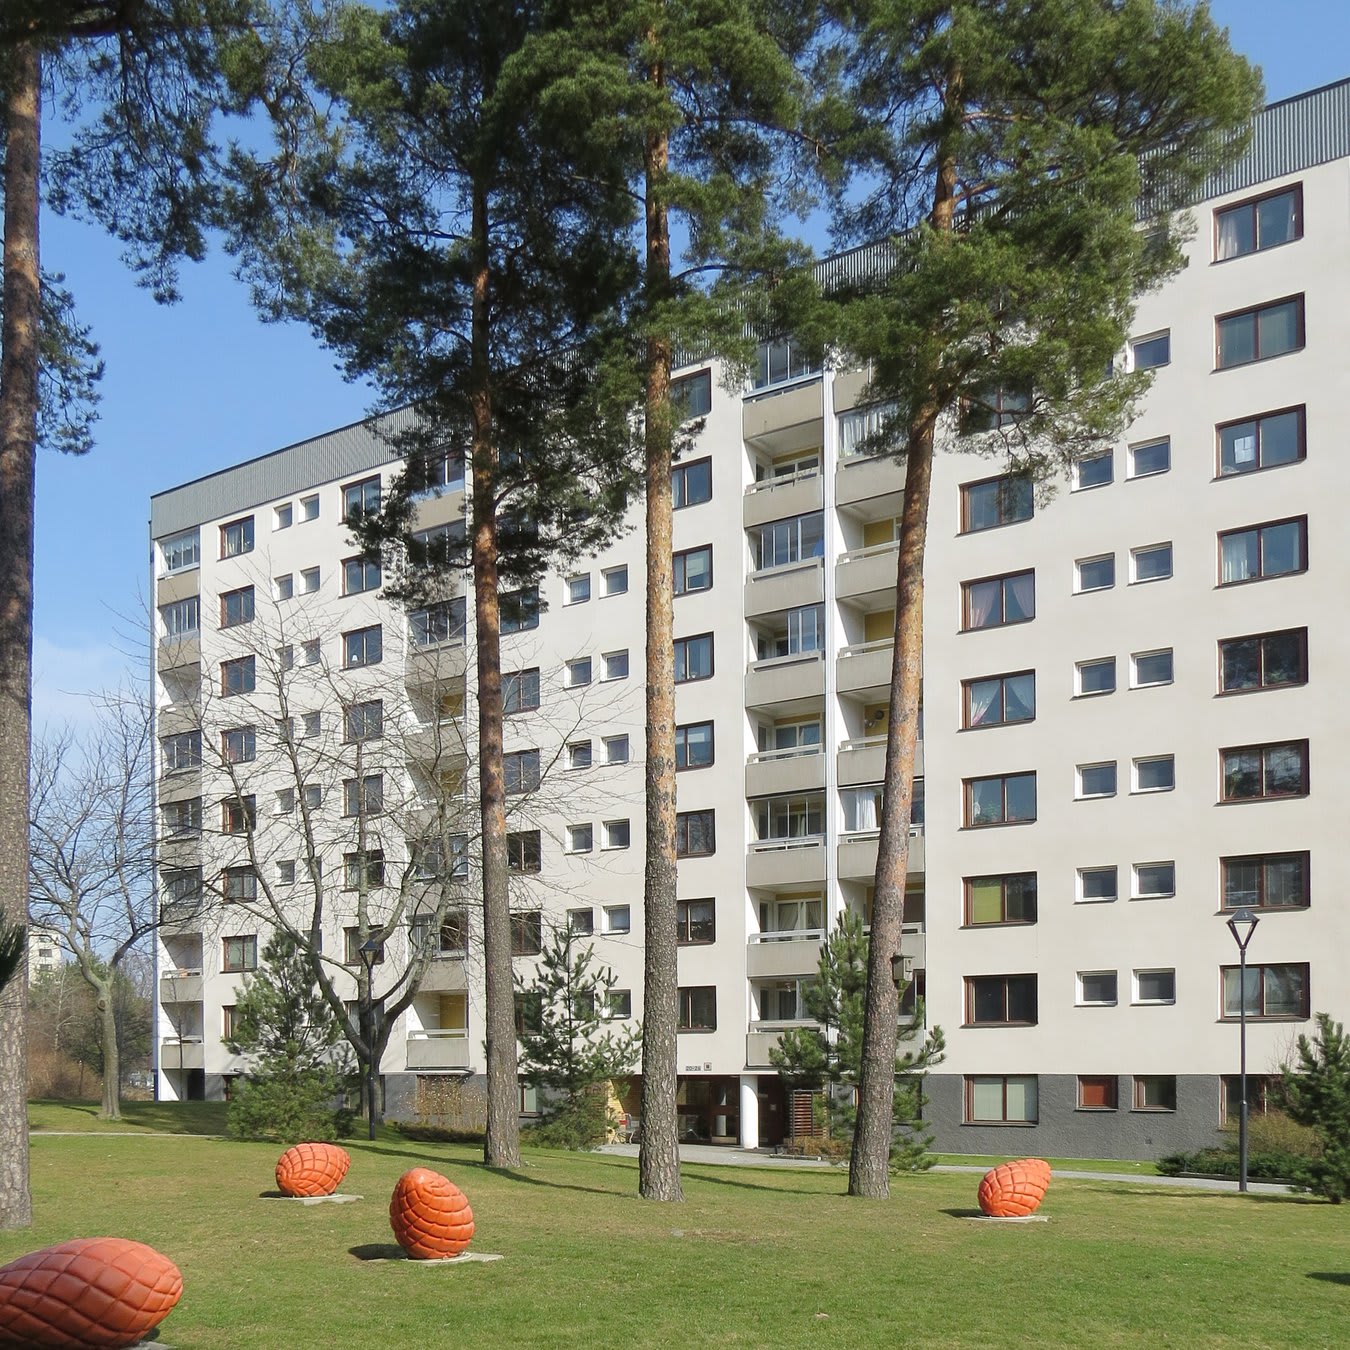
221,726 -> 256,764
965,975 -> 1037,1026
753,337 -> 820,389
674,633 -> 713,683
503,749 -> 541,795
343,556 -> 382,595
220,586 -> 254,628
673,545 -> 713,595
675,721 -> 714,770
161,528 -> 200,574
507,830 -> 541,874
343,625 -> 383,668
222,935 -> 258,973
1221,852 -> 1309,911
500,586 -> 540,633
960,475 -> 1033,533
961,570 -> 1034,630
342,475 -> 381,523
756,604 -> 824,660
1219,517 -> 1306,585
752,512 -> 824,571
965,1075 -> 1038,1124
1221,740 -> 1308,801
1218,406 -> 1304,476
1219,628 -> 1306,693
1215,185 -> 1301,260
503,667 -> 541,715
410,598 -> 466,648
510,911 -> 543,957
161,731 -> 201,772
1222,963 -> 1309,1019
754,794 -> 824,842
344,699 -> 384,743
220,656 -> 255,698
343,774 -> 383,818
963,772 -> 1035,827
1216,296 -> 1304,368
964,873 -> 1037,927
962,671 -> 1034,729
675,810 -> 714,858
162,797 -> 201,836
963,385 -> 1031,433
671,458 -> 712,508
671,369 -> 712,420
838,402 -> 896,458
676,899 -> 715,945
677,986 -> 717,1030
160,596 -> 200,640
220,516 -> 254,558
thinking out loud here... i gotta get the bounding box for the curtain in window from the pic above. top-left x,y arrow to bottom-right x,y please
1004,1077 -> 1036,1122
966,580 -> 999,628
1216,210 -> 1246,260
843,788 -> 880,832
966,679 -> 1001,727
1221,532 -> 1257,584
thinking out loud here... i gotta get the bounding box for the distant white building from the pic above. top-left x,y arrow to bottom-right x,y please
28,923 -> 64,982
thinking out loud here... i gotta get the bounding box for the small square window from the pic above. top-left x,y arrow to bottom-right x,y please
275,788 -> 295,815
1078,866 -> 1118,904
277,644 -> 294,672
301,640 -> 321,666
568,740 -> 593,771
300,566 -> 321,594
275,574 -> 294,601
277,860 -> 296,885
1131,649 -> 1173,688
1075,554 -> 1115,593
1133,1075 -> 1177,1111
1077,762 -> 1117,799
299,494 -> 319,521
274,503 -> 293,530
1076,657 -> 1116,697
1074,452 -> 1113,490
603,819 -> 631,850
568,908 -> 594,936
566,823 -> 593,854
302,784 -> 323,810
1130,331 -> 1170,371
1128,438 -> 1170,479
1077,971 -> 1118,1006
604,735 -> 630,765
566,574 -> 591,605
1131,543 -> 1173,583
1132,862 -> 1176,899
1133,969 -> 1176,1005
302,711 -> 321,737
603,904 -> 631,934
1078,1075 -> 1119,1110
565,657 -> 593,688
603,566 -> 628,596
602,650 -> 629,681
1133,755 -> 1175,793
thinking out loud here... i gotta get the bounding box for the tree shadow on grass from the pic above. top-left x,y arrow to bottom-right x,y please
678,1166 -> 834,1197
1073,1185 -> 1318,1206
1307,1273 -> 1350,1286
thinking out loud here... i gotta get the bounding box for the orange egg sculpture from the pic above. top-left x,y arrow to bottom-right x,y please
978,1157 -> 1052,1217
389,1167 -> 475,1259
275,1141 -> 352,1198
0,1237 -> 182,1348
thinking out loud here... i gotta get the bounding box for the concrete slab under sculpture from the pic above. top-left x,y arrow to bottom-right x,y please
977,1158 -> 1053,1217
389,1167 -> 476,1259
275,1141 -> 352,1197
0,1237 -> 182,1349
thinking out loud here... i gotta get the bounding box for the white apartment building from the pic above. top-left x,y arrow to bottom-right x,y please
152,79 -> 1350,1158
28,923 -> 64,983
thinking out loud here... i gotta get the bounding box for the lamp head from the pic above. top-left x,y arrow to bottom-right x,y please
1226,907 -> 1260,951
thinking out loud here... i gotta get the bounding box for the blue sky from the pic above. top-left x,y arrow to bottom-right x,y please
30,0 -> 1350,727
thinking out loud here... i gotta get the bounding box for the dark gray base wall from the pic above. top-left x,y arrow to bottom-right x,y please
382,1072 -> 488,1128
926,1075 -> 1230,1162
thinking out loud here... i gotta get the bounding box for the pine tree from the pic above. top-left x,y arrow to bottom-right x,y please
1279,1013 -> 1350,1204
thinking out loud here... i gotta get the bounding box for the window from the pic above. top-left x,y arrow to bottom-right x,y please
222,866 -> 256,903
504,749 -> 540,794
274,788 -> 294,816
500,586 -> 541,633
1129,331 -> 1170,370
568,908 -> 594,937
301,711 -> 321,738
343,774 -> 383,817
963,385 -> 1031,432
1133,755 -> 1175,793
344,699 -> 383,743
1216,296 -> 1304,368
602,819 -> 630,850
1132,862 -> 1176,900
965,975 -> 1037,1026
1215,185 -> 1301,259
1077,761 -> 1117,799
221,796 -> 256,834
1132,649 -> 1173,688
342,476 -> 381,523
964,873 -> 1037,926
673,633 -> 713,683
1078,866 -> 1117,904
299,494 -> 319,521
413,521 -> 464,567
961,570 -> 1034,630
1221,740 -> 1308,801
223,936 -> 258,973
162,798 -> 201,835
343,556 -> 381,595
507,830 -> 541,874
220,656 -> 255,698
566,823 -> 593,854
220,517 -> 254,559
1222,963 -> 1309,1019
675,721 -> 714,770
1074,451 -> 1113,490
1075,554 -> 1115,593
1133,1076 -> 1177,1111
606,990 -> 633,1019
603,735 -> 630,765
1219,628 -> 1307,695
567,740 -> 592,771
161,868 -> 202,910
1222,852 -> 1309,911
302,784 -> 322,810
274,503 -> 292,530
678,986 -> 717,1031
565,574 -> 591,606
1076,657 -> 1115,697
964,772 -> 1035,826
510,911 -> 543,957
602,565 -> 628,596
1130,543 -> 1172,583
1133,969 -> 1176,1005
1077,971 -> 1118,1006
1221,1075 -> 1275,1125
671,368 -> 713,419
756,604 -> 824,660
965,1076 -> 1038,1124
1218,407 -> 1303,476
277,644 -> 294,672
222,1006 -> 240,1041
962,671 -> 1034,729
603,905 -> 631,934
1078,1076 -> 1119,1110
752,512 -> 824,570
410,598 -> 466,648
673,545 -> 712,595
161,528 -> 200,574
277,860 -> 296,885
839,401 -> 896,458
299,566 -> 320,594
222,726 -> 256,764
343,626 -> 383,668
602,650 -> 629,681
160,597 -> 200,639
161,731 -> 201,772
343,850 -> 385,890
411,911 -> 468,956
675,810 -> 714,858
343,928 -> 385,966
411,835 -> 468,881
754,794 -> 824,841
502,668 -> 540,715
301,640 -> 320,666
564,657 -> 592,689
676,899 -> 715,945
1222,518 -> 1307,588
960,475 -> 1033,533
753,338 -> 820,389
1128,438 -> 1170,479
671,457 -> 712,508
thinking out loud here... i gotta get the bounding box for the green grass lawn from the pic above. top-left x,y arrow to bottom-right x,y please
2,1128 -> 1345,1348
28,1099 -> 229,1135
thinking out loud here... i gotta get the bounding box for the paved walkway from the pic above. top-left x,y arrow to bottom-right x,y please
596,1143 -> 1294,1194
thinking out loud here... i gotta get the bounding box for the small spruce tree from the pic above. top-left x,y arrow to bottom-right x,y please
1278,1013 -> 1350,1203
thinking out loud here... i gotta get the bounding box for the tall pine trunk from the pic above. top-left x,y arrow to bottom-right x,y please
470,185 -> 521,1170
98,984 -> 121,1122
0,42 -> 40,1231
637,93 -> 683,1203
848,75 -> 960,1200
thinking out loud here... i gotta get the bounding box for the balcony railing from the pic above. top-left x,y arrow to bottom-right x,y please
744,466 -> 821,494
748,927 -> 825,945
839,539 -> 900,565
748,834 -> 826,853
749,554 -> 824,583
838,734 -> 887,753
746,745 -> 823,765
405,1028 -> 471,1070
839,637 -> 892,659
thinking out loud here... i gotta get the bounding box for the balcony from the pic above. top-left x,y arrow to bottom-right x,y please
837,640 -> 893,701
404,640 -> 469,693
156,569 -> 199,608
158,899 -> 204,935
405,720 -> 469,770
159,970 -> 203,1003
836,452 -> 905,515
746,1021 -> 816,1068
746,933 -> 824,979
838,828 -> 925,880
410,488 -> 467,535
838,736 -> 924,784
743,469 -> 823,530
744,558 -> 824,619
743,379 -> 822,452
745,746 -> 826,799
745,836 -> 827,889
157,634 -> 200,674
744,651 -> 824,712
418,958 -> 469,994
160,1037 -> 204,1071
405,1030 -> 471,1071
837,541 -> 899,607
158,770 -> 202,805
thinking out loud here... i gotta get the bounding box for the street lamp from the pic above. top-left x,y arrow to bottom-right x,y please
358,937 -> 382,1141
1225,907 -> 1260,1193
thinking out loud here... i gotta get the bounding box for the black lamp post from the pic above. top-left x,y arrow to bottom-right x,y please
1225,907 -> 1260,1193
358,937 -> 382,1141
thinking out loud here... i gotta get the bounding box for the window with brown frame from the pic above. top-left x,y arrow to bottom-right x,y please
510,911 -> 543,957
676,899 -> 715,945
1132,1076 -> 1177,1111
1221,851 -> 1309,911
964,1075 -> 1037,1124
963,772 -> 1036,827
961,570 -> 1034,631
1218,628 -> 1307,693
677,986 -> 717,1031
1220,740 -> 1308,802
960,474 -> 1033,533
1218,517 -> 1306,585
1215,184 -> 1301,260
963,873 -> 1037,926
964,974 -> 1037,1026
220,655 -> 255,697
1221,962 -> 1309,1019
221,796 -> 256,834
1215,295 -> 1304,368
1220,1074 -> 1274,1124
1217,406 -> 1304,477
675,809 -> 715,858
220,586 -> 254,628
962,671 -> 1035,728
1077,1076 -> 1118,1111
222,935 -> 257,973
